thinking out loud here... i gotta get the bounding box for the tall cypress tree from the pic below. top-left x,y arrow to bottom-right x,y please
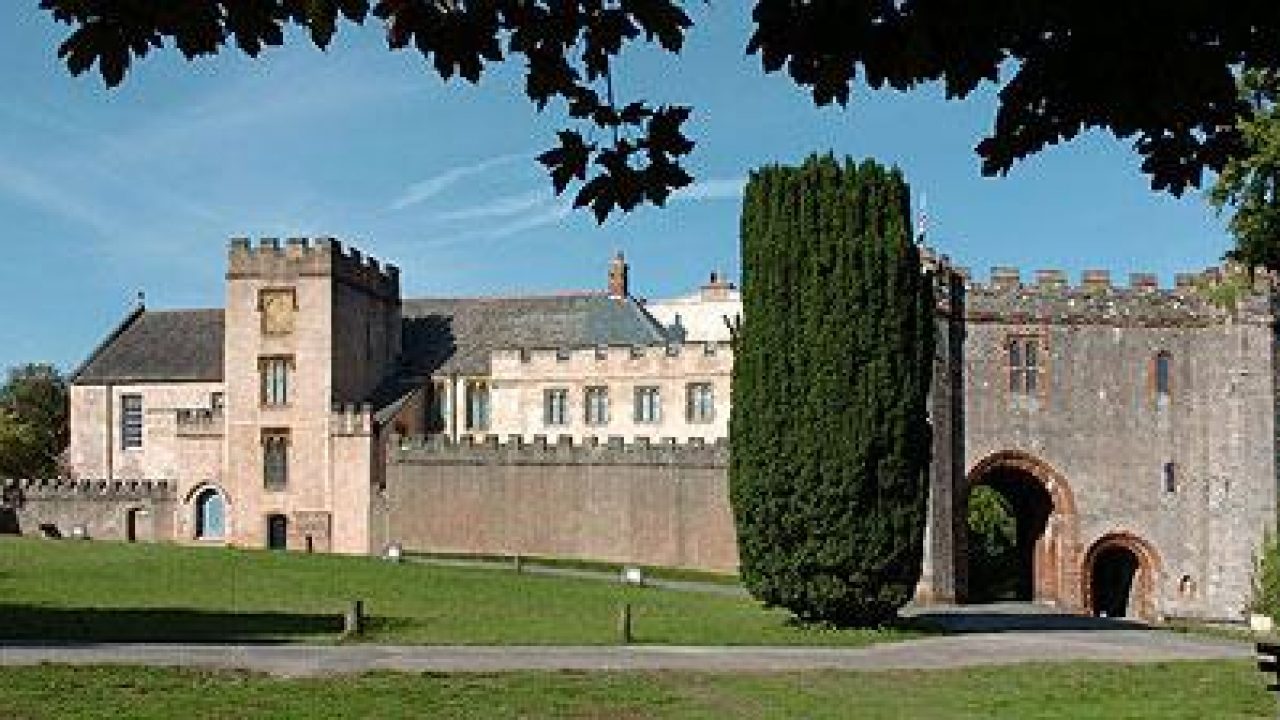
730,154 -> 935,626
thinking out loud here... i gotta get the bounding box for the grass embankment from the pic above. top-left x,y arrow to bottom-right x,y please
0,662 -> 1270,719
0,537 -> 915,646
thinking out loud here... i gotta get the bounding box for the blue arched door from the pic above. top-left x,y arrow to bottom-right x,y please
195,489 -> 225,540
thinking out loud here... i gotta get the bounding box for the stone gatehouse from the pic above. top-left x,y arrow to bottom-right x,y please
15,237 -> 1276,623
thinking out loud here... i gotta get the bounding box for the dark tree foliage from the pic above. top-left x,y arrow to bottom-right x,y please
730,154 -> 934,626
966,484 -> 1018,602
0,364 -> 69,479
749,1 -> 1268,196
40,2 -> 1280,220
1211,70 -> 1280,272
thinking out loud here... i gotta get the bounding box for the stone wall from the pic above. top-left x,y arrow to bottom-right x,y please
380,436 -> 736,572
933,261 -> 1280,621
1,478 -> 175,542
68,381 -> 224,480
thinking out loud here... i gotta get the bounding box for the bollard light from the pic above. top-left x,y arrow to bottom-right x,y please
384,542 -> 403,563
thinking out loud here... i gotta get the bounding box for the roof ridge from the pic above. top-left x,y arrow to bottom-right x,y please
139,307 -> 224,315
70,305 -> 146,384
404,290 -> 608,303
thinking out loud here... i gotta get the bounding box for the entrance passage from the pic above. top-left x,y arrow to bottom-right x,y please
267,514 -> 288,550
1090,545 -> 1139,617
967,468 -> 1053,602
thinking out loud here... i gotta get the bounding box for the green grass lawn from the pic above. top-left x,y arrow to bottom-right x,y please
0,537 -> 918,646
410,550 -> 743,586
0,661 -> 1270,719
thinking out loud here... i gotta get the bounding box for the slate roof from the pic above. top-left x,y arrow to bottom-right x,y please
72,293 -> 667,388
400,293 -> 669,376
73,309 -> 225,384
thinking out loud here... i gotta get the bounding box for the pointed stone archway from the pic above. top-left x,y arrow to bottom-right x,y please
964,451 -> 1084,611
1082,532 -> 1161,622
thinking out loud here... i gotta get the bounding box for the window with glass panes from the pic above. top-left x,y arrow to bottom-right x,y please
466,380 -> 490,431
120,394 -> 143,449
425,381 -> 447,434
260,356 -> 291,406
1006,337 -> 1042,395
585,386 -> 609,425
634,386 -> 661,423
686,382 -> 714,423
544,388 -> 569,426
263,430 -> 289,490
1155,352 -> 1172,398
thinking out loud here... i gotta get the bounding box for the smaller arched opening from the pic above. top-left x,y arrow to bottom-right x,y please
193,487 -> 226,541
1083,533 -> 1161,622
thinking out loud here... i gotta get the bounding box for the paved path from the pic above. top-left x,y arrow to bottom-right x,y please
0,629 -> 1250,677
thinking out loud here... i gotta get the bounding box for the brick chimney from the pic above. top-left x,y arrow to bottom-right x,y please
699,271 -> 735,301
608,252 -> 629,298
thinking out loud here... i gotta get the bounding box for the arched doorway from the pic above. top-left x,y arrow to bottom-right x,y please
1083,533 -> 1160,621
964,451 -> 1082,610
194,488 -> 226,540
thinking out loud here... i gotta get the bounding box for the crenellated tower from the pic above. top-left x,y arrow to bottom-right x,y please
222,237 -> 401,553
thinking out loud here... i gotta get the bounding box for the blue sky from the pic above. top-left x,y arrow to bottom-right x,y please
0,5 -> 1230,373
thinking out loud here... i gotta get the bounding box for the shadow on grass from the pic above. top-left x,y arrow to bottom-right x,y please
0,603 -> 344,644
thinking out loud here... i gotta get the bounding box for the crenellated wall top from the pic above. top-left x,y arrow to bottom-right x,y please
330,402 -> 374,436
392,433 -> 729,467
491,342 -> 733,373
920,246 -> 1279,327
2,478 -> 176,499
227,236 -> 400,301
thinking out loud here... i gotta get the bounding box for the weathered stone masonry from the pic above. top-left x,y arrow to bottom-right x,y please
380,435 -> 735,572
1,479 -> 175,542
915,258 -> 1280,622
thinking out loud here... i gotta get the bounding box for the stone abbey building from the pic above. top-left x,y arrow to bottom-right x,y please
8,237 -> 1279,623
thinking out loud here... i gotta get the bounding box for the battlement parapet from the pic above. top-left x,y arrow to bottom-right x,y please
393,433 -> 728,468
963,263 -> 1280,294
176,408 -> 223,437
957,264 -> 1280,326
491,341 -> 733,375
228,236 -> 400,301
2,478 -> 175,500
330,402 -> 373,436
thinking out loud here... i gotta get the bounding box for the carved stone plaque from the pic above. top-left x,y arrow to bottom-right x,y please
259,288 -> 296,335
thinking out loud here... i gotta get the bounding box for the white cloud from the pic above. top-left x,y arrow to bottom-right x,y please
105,56 -> 418,165
430,188 -> 549,222
388,152 -> 534,211
0,160 -> 123,238
399,195 -> 574,250
674,177 -> 745,202
484,200 -> 574,239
